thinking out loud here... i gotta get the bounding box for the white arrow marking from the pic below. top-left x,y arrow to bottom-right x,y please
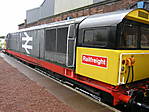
22,32 -> 33,54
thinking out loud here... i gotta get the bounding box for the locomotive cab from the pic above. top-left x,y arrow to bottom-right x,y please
76,9 -> 149,86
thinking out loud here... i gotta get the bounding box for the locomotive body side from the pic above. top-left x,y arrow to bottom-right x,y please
4,9 -> 149,110
5,18 -> 83,68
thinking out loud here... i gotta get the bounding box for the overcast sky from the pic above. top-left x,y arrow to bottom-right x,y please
0,0 -> 44,36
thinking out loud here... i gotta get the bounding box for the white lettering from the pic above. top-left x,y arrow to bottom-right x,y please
82,55 -> 106,66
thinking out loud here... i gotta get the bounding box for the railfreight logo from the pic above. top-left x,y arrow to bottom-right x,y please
22,32 -> 33,54
82,55 -> 108,68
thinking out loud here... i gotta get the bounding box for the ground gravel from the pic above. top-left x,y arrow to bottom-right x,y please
0,57 -> 77,112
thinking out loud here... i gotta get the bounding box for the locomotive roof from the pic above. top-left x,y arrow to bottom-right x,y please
79,9 -> 133,28
17,16 -> 86,33
19,9 -> 132,33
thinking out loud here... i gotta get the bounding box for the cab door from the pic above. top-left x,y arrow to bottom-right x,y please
66,24 -> 76,67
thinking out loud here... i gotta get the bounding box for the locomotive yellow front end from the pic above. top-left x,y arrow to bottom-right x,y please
76,48 -> 149,86
119,51 -> 149,85
76,9 -> 149,86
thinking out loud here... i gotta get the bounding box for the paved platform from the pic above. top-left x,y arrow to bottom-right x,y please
0,54 -> 77,112
0,53 -> 118,112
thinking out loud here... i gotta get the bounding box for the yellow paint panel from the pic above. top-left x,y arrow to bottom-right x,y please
76,47 -> 149,86
120,53 -> 149,83
126,9 -> 149,24
76,47 -> 120,85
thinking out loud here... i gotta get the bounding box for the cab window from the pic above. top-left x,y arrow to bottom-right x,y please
83,27 -> 116,48
84,28 -> 108,47
118,20 -> 149,49
141,26 -> 149,48
119,23 -> 138,48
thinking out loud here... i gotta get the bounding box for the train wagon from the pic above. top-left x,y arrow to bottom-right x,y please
5,8 -> 149,111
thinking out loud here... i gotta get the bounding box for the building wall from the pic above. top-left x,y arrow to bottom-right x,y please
54,0 -> 93,15
26,8 -> 40,24
26,0 -> 55,24
26,0 -> 111,24
40,0 -> 55,19
93,0 -> 108,3
21,0 -> 148,29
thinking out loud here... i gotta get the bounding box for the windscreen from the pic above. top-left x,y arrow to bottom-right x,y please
118,20 -> 149,49
141,26 -> 149,48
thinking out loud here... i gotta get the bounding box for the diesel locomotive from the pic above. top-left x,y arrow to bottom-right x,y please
4,8 -> 149,111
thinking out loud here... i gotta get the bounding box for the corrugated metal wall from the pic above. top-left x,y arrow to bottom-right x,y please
40,0 -> 55,19
26,0 -> 55,24
26,8 -> 40,24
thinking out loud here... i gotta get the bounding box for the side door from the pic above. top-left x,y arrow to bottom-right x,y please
66,24 -> 76,67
